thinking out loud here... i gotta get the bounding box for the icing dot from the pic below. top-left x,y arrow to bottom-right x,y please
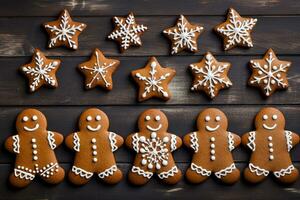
93,158 -> 98,162
210,144 -> 215,149
276,73 -> 281,78
210,137 -> 215,142
140,148 -> 146,153
156,163 -> 161,170
32,115 -> 38,121
93,151 -> 97,156
268,143 -> 273,147
163,137 -> 169,143
95,115 -> 101,121
215,116 -> 221,122
148,163 -> 153,169
23,116 -> 29,122
210,156 -> 216,161
91,138 -> 96,143
269,155 -> 274,160
271,80 -> 275,85
86,116 -> 92,121
155,115 -> 161,121
92,145 -> 97,150
269,148 -> 274,153
258,71 -> 263,75
263,65 -> 268,70
272,66 -> 278,70
33,156 -> 38,161
263,79 -> 268,84
205,116 -> 210,122
263,115 -> 268,120
53,61 -> 59,66
162,160 -> 168,166
33,150 -> 38,155
210,150 -> 215,155
272,115 -> 278,120
31,138 -> 36,143
151,61 -> 157,68
141,159 -> 147,165
145,115 -> 151,121
32,144 -> 37,149
139,136 -> 146,143
151,132 -> 157,139
268,136 -> 273,141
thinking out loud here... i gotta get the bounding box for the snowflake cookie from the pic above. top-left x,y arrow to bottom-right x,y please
131,57 -> 176,102
44,9 -> 87,49
215,8 -> 257,51
78,49 -> 120,91
189,52 -> 232,99
108,12 -> 148,52
163,15 -> 204,54
248,48 -> 291,97
20,48 -> 61,92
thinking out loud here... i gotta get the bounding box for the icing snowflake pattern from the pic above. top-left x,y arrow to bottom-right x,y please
190,53 -> 232,98
108,13 -> 148,51
216,8 -> 257,50
163,15 -> 203,54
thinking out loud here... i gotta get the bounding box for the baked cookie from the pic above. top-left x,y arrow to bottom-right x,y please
131,57 -> 176,102
163,15 -> 204,54
184,108 -> 241,184
189,52 -> 232,99
78,49 -> 120,90
126,109 -> 182,185
215,8 -> 257,50
20,48 -> 61,92
242,107 -> 299,184
108,12 -> 148,52
65,108 -> 123,185
248,48 -> 291,97
5,109 -> 65,188
44,9 -> 87,49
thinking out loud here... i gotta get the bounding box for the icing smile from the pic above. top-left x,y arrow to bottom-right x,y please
205,125 -> 220,132
146,124 -> 162,132
87,125 -> 101,132
24,124 -> 39,132
263,123 -> 277,130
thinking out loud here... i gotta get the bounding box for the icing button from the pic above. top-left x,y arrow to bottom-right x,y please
210,156 -> 216,161
210,137 -> 215,142
269,155 -> 274,160
92,145 -> 97,150
151,132 -> 157,139
268,143 -> 273,147
33,150 -> 38,155
93,157 -> 98,163
32,144 -> 37,149
268,136 -> 272,141
33,156 -> 38,161
92,151 -> 97,156
210,149 -> 215,155
31,138 -> 36,143
210,143 -> 215,149
91,138 -> 96,143
269,148 -> 274,153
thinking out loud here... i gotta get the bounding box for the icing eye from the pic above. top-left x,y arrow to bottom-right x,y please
86,116 -> 92,121
32,115 -> 38,121
263,115 -> 268,120
215,116 -> 221,122
272,115 -> 278,120
155,115 -> 161,121
145,115 -> 151,121
95,115 -> 101,121
22,116 -> 29,122
205,116 -> 210,122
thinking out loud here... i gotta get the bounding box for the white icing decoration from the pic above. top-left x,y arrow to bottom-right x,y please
98,165 -> 118,179
272,115 -> 278,120
132,133 -> 140,152
247,131 -> 256,151
146,124 -> 162,132
155,115 -> 161,121
190,53 -> 232,98
216,8 -> 257,50
145,115 -> 151,121
21,52 -> 58,92
249,163 -> 269,176
190,132 -> 199,153
96,115 -> 101,121
285,130 -> 293,152
32,115 -> 38,121
24,124 -> 39,132
215,163 -> 236,179
170,134 -> 177,152
12,135 -> 20,154
205,125 -> 220,132
87,124 -> 101,132
249,51 -> 290,96
23,116 -> 29,122
158,166 -> 179,179
273,165 -> 295,178
40,163 -> 58,178
190,163 -> 211,176
109,132 -> 118,152
263,114 -> 268,120
108,13 -> 148,50
72,165 -> 93,179
215,116 -> 221,121
86,116 -> 92,121
135,61 -> 171,98
205,116 -> 210,122
73,132 -> 80,152
47,131 -> 56,150
163,15 -> 203,54
131,166 -> 153,179
14,168 -> 35,180
44,10 -> 85,49
263,123 -> 277,130
228,132 -> 235,151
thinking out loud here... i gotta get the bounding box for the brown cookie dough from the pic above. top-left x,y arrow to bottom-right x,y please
242,107 -> 299,184
5,109 -> 65,188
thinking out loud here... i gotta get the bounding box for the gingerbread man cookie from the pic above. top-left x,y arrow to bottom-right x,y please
5,109 -> 65,188
65,108 -> 123,185
242,107 -> 299,184
126,109 -> 182,185
184,108 -> 241,184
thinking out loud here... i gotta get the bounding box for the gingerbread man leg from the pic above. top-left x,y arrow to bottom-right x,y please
185,159 -> 212,184
96,158 -> 122,184
128,157 -> 154,186
9,171 -> 33,188
214,164 -> 240,184
156,157 -> 181,185
40,164 -> 65,184
273,163 -> 299,184
244,163 -> 269,184
68,164 -> 94,185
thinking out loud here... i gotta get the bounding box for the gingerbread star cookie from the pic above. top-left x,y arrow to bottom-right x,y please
108,12 -> 148,52
78,49 -> 120,91
189,52 -> 232,99
20,48 -> 61,92
44,9 -> 87,49
248,48 -> 291,97
131,57 -> 176,102
163,15 -> 204,54
215,8 -> 257,50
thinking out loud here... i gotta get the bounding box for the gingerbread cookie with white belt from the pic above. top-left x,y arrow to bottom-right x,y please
242,107 -> 299,184
5,109 -> 65,188
65,108 -> 123,185
184,108 -> 241,184
126,109 -> 182,185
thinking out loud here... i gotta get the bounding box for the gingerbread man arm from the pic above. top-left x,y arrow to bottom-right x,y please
5,135 -> 15,153
289,131 -> 300,148
52,131 -> 64,147
241,132 -> 250,147
183,132 -> 192,149
125,133 -> 137,151
169,133 -> 182,152
114,133 -> 124,148
231,132 -> 241,148
65,132 -> 76,150
108,132 -> 124,152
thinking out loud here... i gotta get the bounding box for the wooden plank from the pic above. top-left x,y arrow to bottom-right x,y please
0,105 -> 299,163
0,56 -> 299,106
1,0 -> 300,16
0,16 -> 300,57
0,163 -> 299,200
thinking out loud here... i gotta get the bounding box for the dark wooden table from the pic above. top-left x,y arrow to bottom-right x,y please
0,0 -> 299,199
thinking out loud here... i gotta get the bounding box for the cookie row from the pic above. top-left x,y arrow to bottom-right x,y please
6,107 -> 298,187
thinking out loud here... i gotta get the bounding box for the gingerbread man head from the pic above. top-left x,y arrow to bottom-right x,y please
138,109 -> 168,133
78,108 -> 109,132
254,107 -> 285,131
16,109 -> 47,133
197,108 -> 228,132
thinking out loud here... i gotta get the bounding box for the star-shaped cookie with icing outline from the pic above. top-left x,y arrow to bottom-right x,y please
214,8 -> 257,51
78,48 -> 120,91
20,48 -> 61,92
131,57 -> 176,102
189,52 -> 232,99
43,9 -> 87,50
163,15 -> 204,54
248,48 -> 291,97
